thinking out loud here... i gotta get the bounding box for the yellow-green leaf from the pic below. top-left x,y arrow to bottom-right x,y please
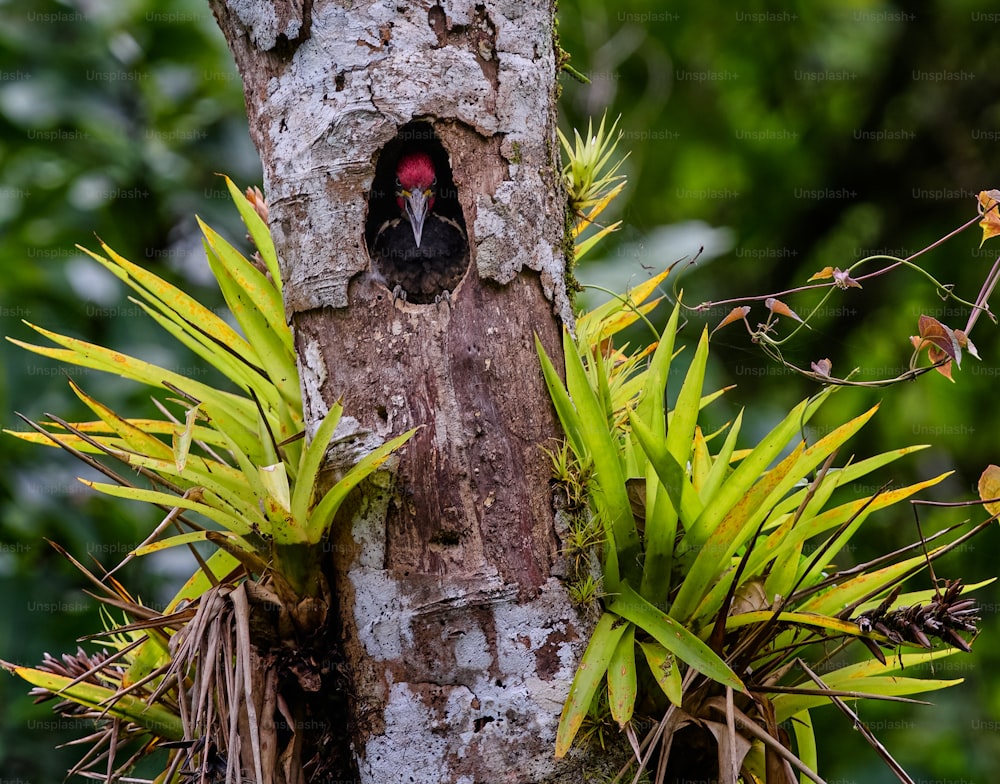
555,612 -> 628,757
259,463 -> 291,514
223,175 -> 281,287
607,624 -> 637,727
306,428 -> 417,542
638,640 -> 682,706
81,480 -> 254,535
978,464 -> 1000,518
2,664 -> 184,740
610,582 -> 744,693
173,403 -> 201,473
133,529 -> 246,557
291,402 -> 343,525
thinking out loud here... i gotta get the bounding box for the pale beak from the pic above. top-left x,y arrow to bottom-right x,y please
404,189 -> 429,248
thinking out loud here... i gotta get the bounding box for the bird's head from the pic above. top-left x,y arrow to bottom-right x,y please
395,152 -> 437,248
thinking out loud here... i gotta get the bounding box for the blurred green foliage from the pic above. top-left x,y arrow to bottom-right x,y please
2,0 -> 999,780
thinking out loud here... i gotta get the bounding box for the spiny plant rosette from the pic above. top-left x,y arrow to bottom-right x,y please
537,275 -> 994,783
1,179 -> 414,782
559,111 -> 628,281
702,189 -> 1000,387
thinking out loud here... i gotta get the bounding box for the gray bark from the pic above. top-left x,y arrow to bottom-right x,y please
210,1 -> 616,780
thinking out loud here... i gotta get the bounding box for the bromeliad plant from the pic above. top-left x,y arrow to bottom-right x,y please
537,279 -> 991,783
1,180 -> 413,782
559,111 -> 628,264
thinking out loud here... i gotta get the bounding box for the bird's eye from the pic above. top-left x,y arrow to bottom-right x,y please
395,177 -> 401,187
432,177 -> 437,187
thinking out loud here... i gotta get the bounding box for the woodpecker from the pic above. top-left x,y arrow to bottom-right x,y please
372,151 -> 468,304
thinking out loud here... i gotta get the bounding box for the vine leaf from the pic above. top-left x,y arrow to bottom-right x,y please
955,329 -> 980,360
808,266 -> 835,282
978,465 -> 1000,518
977,189 -> 1000,247
909,315 -> 964,380
712,306 -> 751,335
765,297 -> 805,324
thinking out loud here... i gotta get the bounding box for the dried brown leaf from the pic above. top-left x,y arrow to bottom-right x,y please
765,297 -> 805,324
713,305 -> 752,335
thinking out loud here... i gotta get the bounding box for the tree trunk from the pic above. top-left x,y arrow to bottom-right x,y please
210,1 -> 618,780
